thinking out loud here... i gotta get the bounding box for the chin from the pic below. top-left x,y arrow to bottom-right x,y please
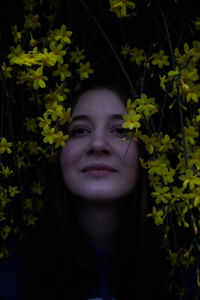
77,190 -> 123,203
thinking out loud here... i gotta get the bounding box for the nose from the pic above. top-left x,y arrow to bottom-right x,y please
87,130 -> 111,155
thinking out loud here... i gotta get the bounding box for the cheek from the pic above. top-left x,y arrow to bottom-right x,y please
60,141 -> 82,168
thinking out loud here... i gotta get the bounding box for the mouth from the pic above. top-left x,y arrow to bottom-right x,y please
81,164 -> 117,176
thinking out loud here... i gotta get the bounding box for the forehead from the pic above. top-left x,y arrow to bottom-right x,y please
72,88 -> 127,116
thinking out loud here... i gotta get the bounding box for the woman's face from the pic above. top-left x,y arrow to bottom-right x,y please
60,88 -> 139,202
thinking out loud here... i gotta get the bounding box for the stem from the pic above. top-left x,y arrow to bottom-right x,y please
0,78 -> 6,139
157,2 -> 188,168
80,0 -> 138,98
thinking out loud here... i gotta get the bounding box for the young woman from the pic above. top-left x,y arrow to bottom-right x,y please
24,82 -> 175,300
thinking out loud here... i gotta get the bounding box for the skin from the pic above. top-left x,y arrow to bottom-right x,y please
60,88 -> 139,202
60,88 -> 140,252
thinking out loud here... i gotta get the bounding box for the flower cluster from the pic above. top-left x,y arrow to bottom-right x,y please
115,2 -> 200,296
0,0 -> 94,256
109,0 -> 136,18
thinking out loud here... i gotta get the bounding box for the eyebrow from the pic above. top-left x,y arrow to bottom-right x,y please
71,114 -> 123,122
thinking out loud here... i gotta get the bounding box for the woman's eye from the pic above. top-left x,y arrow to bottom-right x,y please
113,127 -> 130,137
69,127 -> 89,136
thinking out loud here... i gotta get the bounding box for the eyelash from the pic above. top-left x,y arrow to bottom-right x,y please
69,126 -> 130,137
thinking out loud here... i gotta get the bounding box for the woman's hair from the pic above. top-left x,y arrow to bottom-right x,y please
24,80 -> 173,300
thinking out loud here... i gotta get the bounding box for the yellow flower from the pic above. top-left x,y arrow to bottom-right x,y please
11,25 -> 22,44
17,141 -> 26,152
54,25 -> 72,44
141,134 -> 158,154
44,89 -> 65,104
8,44 -> 25,63
129,48 -> 146,65
1,225 -> 12,240
135,93 -> 158,120
50,43 -> 66,64
24,117 -> 38,132
54,131 -> 69,148
171,186 -> 184,204
121,43 -> 130,57
0,189 -> 10,207
179,169 -> 200,191
126,98 -> 136,112
147,206 -> 164,226
55,83 -> 70,100
24,14 -> 40,30
24,0 -> 37,12
8,186 -> 20,197
161,167 -> 176,184
0,165 -> 13,177
159,75 -> 168,91
16,154 -> 26,169
77,62 -> 94,80
184,83 -> 200,103
17,71 -> 29,85
0,138 -> 12,154
190,147 -> 200,170
158,134 -> 175,152
147,156 -> 169,176
151,186 -> 171,204
27,141 -> 39,155
0,211 -> 6,223
42,127 -> 56,144
52,63 -> 72,81
37,48 -> 57,67
38,113 -> 52,131
70,47 -> 85,63
109,0 -> 136,18
23,214 -> 38,226
29,66 -> 48,89
122,109 -> 141,130
45,101 -> 64,121
59,107 -> 72,125
190,40 -> 200,62
179,125 -> 199,145
151,50 -> 169,68
23,198 -> 33,210
30,182 -> 43,195
191,187 -> 200,207
1,63 -> 12,79
168,66 -> 180,78
167,249 -> 178,266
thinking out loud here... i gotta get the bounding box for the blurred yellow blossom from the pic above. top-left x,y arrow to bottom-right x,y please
52,63 -> 72,81
70,47 -> 85,63
24,14 -> 40,30
109,0 -> 136,18
147,206 -> 164,225
0,138 -> 12,154
77,62 -> 94,80
122,109 -> 141,130
54,25 -> 72,44
29,66 -> 48,89
11,25 -> 22,44
151,50 -> 169,69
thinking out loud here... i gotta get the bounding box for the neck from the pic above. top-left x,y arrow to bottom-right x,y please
77,200 -> 122,255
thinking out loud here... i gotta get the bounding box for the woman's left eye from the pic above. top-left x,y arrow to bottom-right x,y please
113,127 -> 130,137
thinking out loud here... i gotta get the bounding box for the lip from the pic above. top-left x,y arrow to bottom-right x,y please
81,164 -> 117,173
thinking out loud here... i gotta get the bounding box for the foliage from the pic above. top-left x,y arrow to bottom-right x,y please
0,0 -> 94,257
112,0 -> 200,297
1,0 -> 200,298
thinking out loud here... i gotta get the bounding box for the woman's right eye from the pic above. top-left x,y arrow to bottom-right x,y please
69,127 -> 90,137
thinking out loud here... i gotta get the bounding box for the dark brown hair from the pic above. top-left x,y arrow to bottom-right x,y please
23,82 -> 174,300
